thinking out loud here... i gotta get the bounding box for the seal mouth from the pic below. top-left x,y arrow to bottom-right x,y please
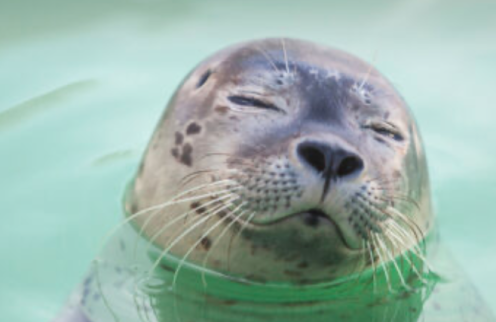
248,208 -> 354,249
300,209 -> 353,249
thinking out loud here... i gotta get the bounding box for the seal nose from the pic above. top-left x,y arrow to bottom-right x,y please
297,141 -> 364,179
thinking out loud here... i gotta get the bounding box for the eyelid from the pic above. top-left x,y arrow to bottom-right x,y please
364,121 -> 404,141
227,95 -> 285,114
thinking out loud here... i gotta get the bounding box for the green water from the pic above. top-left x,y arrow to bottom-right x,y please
1,1 -> 495,321
74,223 -> 436,322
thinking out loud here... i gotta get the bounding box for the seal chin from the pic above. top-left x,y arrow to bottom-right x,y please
250,208 -> 362,251
296,209 -> 363,251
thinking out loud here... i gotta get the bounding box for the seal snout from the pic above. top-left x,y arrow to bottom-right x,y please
296,140 -> 364,200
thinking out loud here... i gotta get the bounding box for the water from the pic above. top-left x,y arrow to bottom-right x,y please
1,0 -> 495,321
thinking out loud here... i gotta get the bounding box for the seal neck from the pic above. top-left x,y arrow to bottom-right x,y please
149,240 -> 431,303
142,239 -> 438,322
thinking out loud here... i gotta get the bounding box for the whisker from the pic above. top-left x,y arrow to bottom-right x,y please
366,240 -> 378,293
201,205 -> 249,287
255,46 -> 280,73
96,180 -> 235,259
171,201 -> 245,288
386,207 -> 425,250
149,195 -> 240,274
227,211 -> 258,270
281,38 -> 290,74
385,225 -> 427,283
131,181 -> 238,260
377,235 -> 410,290
145,192 -> 238,252
371,233 -> 393,292
357,50 -> 377,92
386,220 -> 433,272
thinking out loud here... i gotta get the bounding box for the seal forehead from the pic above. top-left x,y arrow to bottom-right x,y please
212,44 -> 408,131
216,39 -> 393,91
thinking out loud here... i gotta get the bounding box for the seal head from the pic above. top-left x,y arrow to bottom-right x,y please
128,38 -> 433,284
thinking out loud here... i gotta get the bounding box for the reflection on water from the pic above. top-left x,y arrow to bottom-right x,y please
1,1 -> 495,321
57,222 -> 493,322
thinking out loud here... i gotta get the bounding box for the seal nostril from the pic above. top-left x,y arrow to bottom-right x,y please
337,156 -> 364,177
298,145 -> 326,173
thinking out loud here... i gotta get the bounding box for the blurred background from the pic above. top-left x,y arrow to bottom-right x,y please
0,0 -> 495,321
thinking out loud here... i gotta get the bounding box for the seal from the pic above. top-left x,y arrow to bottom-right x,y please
55,38 -> 496,322
128,37 -> 433,284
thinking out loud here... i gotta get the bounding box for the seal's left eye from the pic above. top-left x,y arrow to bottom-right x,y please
368,123 -> 404,142
228,95 -> 284,113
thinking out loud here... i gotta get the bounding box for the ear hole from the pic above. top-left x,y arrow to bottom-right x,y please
196,69 -> 212,88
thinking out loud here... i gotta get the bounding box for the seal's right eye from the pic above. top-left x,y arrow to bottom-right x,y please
228,95 -> 285,113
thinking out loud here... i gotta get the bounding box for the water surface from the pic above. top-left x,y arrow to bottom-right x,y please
1,1 -> 495,321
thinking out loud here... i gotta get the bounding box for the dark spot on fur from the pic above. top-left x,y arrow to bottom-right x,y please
222,300 -> 237,306
297,261 -> 309,269
284,269 -> 302,277
215,105 -> 229,114
197,69 -> 212,88
245,274 -> 267,283
171,147 -> 179,158
180,143 -> 193,166
250,246 -> 258,255
218,210 -> 228,217
175,132 -> 183,145
200,237 -> 211,250
191,201 -> 206,214
296,279 -> 311,285
129,202 -> 138,214
186,122 -> 201,135
229,115 -> 239,121
191,202 -> 200,209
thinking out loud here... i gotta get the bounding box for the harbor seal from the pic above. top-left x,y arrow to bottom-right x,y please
55,38 -> 495,322
128,37 -> 433,284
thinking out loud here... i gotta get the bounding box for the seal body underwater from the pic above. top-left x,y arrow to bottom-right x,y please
55,38 -> 495,322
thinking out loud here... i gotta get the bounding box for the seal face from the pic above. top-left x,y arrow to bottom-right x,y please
128,38 -> 433,284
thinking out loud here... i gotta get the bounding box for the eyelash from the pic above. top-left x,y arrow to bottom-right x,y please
227,95 -> 285,113
366,123 -> 404,142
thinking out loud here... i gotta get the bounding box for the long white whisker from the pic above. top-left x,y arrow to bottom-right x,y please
227,211 -> 257,270
256,47 -> 280,73
145,193 -> 237,251
377,235 -> 410,290
386,207 -> 425,248
201,205 -> 248,287
149,196 -> 239,273
172,202 -> 246,288
281,38 -> 290,74
101,180 -> 238,256
386,220 -> 433,272
372,233 -> 393,292
386,229 -> 427,283
366,240 -> 378,293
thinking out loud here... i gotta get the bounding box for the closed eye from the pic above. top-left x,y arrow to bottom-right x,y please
364,122 -> 404,142
228,95 -> 285,114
